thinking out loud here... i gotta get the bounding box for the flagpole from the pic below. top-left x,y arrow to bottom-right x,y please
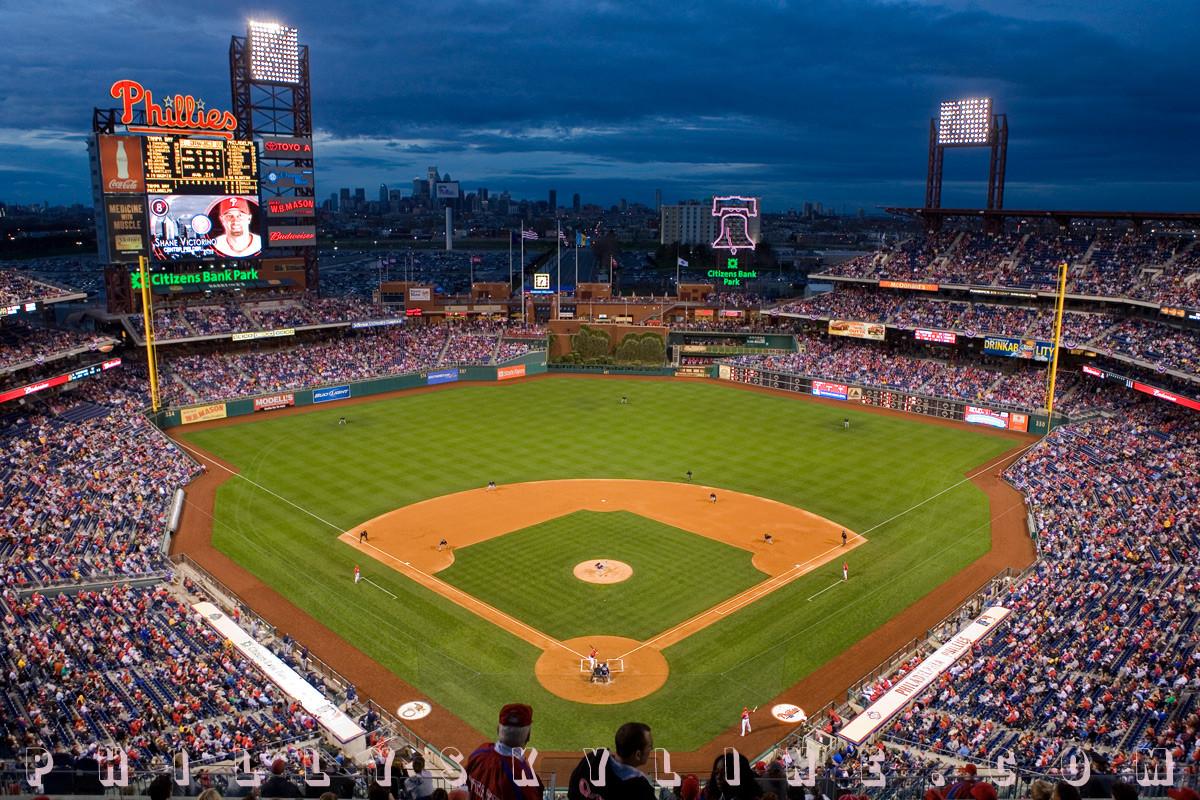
508,229 -> 512,299
520,227 -> 526,324
574,232 -> 579,300
556,220 -> 561,320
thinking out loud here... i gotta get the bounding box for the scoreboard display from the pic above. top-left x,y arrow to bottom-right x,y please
143,136 -> 258,195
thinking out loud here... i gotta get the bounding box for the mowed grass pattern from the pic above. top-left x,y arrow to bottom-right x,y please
181,377 -> 1017,749
439,510 -> 767,641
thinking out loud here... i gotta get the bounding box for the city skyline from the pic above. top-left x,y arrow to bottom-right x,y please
0,0 -> 1197,210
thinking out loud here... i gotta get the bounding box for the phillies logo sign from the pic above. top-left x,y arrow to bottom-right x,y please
111,79 -> 238,139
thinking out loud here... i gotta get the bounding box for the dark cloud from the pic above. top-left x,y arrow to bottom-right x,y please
0,0 -> 1197,209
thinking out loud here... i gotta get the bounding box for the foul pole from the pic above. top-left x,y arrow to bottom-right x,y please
1045,261 -> 1068,423
138,256 -> 161,412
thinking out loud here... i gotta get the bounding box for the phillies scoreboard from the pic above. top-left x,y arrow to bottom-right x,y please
92,69 -> 316,266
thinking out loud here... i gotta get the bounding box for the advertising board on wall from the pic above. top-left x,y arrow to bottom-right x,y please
313,385 -> 351,404
181,403 -> 228,425
426,369 -> 459,385
965,405 -> 1030,432
497,364 -> 527,381
915,329 -> 957,344
828,320 -> 886,341
982,336 -> 1054,362
408,287 -> 431,302
143,136 -> 258,195
258,136 -> 314,158
253,393 -> 295,412
265,197 -> 315,217
812,380 -> 850,400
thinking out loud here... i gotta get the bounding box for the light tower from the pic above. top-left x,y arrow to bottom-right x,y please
230,21 -> 319,290
925,97 -> 1008,210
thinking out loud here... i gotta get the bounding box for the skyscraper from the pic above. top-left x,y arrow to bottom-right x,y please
572,193 -> 581,212
339,187 -> 350,211
548,189 -> 557,213
655,189 -> 662,212
379,184 -> 388,204
329,192 -> 339,212
354,188 -> 366,208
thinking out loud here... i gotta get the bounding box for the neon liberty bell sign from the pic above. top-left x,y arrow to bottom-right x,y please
711,195 -> 759,255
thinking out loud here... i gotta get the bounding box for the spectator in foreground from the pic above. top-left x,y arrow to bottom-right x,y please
703,752 -> 762,800
567,721 -> 656,800
466,704 -> 542,800
260,758 -> 302,798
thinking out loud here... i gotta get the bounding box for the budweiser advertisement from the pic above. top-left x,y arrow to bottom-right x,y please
267,225 -> 317,247
149,195 -> 262,261
97,135 -> 145,194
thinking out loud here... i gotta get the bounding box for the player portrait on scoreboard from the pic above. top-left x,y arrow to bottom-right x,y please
209,196 -> 262,258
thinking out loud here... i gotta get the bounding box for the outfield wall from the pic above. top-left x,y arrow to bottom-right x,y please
718,364 -> 1059,434
152,353 -> 547,430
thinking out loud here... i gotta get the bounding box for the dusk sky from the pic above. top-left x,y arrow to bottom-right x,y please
1,0 -> 1197,211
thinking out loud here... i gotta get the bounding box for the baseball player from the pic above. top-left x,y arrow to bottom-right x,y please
740,706 -> 755,736
587,646 -> 598,671
438,538 -> 448,551
841,529 -> 847,547
354,565 -> 361,584
842,561 -> 849,581
359,530 -> 369,543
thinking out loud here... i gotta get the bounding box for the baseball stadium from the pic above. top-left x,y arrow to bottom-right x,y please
2,13 -> 1200,800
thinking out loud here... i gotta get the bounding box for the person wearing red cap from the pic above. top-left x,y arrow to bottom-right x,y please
1167,788 -> 1200,800
211,196 -> 261,258
466,703 -> 543,800
942,763 -> 978,799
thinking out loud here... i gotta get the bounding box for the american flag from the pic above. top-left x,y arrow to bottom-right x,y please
521,229 -> 539,240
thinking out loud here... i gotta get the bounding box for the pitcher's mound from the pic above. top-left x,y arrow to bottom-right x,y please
574,560 -> 632,584
535,635 -> 668,704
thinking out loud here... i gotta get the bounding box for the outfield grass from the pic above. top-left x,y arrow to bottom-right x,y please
181,377 -> 1016,750
438,509 -> 767,640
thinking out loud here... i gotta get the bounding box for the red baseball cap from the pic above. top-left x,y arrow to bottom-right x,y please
217,197 -> 252,216
680,775 -> 700,800
971,783 -> 998,800
1168,789 -> 1200,800
959,763 -> 977,776
499,703 -> 532,726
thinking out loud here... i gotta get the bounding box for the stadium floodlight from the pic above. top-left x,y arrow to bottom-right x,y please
247,21 -> 300,85
938,98 -> 993,146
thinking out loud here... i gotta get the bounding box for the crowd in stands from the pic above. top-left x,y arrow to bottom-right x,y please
0,369 -> 199,588
824,398 -> 1200,776
148,294 -> 394,340
823,230 -> 1200,306
732,335 -> 1051,410
1095,319 -> 1200,375
0,268 -> 73,307
0,322 -> 113,372
158,322 -> 549,404
775,287 -> 1122,346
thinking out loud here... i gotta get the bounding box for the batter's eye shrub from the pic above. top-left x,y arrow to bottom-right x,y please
16,743 -> 1187,793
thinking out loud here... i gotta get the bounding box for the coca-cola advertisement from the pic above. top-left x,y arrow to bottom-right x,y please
97,135 -> 145,194
149,194 -> 262,262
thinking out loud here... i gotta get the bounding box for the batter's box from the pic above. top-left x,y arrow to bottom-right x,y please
579,658 -> 625,673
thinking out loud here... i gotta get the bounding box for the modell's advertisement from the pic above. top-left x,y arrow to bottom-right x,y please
96,135 -> 146,194
149,195 -> 262,261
